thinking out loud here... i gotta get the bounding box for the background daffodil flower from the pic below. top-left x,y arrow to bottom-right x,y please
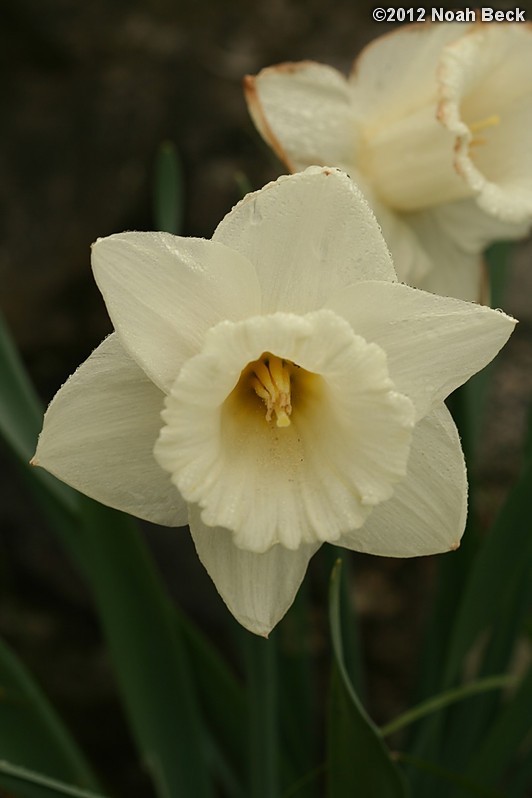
245,23 -> 532,302
32,167 -> 515,635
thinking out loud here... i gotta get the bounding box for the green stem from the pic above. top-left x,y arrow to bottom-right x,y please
245,633 -> 279,798
381,675 -> 513,738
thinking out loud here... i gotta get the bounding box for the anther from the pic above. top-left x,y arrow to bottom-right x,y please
252,354 -> 293,427
469,114 -> 500,149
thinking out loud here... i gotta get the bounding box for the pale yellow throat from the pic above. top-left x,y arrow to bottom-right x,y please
250,354 -> 293,427
229,352 -> 319,429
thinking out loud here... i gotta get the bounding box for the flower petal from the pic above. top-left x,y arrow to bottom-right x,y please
33,333 -> 187,526
154,309 -> 414,553
438,24 -> 532,223
356,180 -> 433,286
245,61 -> 357,173
189,505 -> 318,636
213,167 -> 396,315
351,27 -> 470,214
349,22 -> 468,123
91,232 -> 261,392
339,403 -> 466,557
405,195 -> 532,302
412,241 -> 482,304
411,197 -> 531,256
326,280 -> 516,420
405,204 -> 484,302
390,197 -> 530,302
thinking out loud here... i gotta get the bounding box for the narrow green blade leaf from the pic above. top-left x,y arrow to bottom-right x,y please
0,308 -> 219,797
485,242 -> 512,310
281,764 -> 326,798
459,665 -> 532,792
397,753 -> 504,798
327,560 -> 408,798
0,312 -> 43,457
411,406 -> 532,798
438,564 -> 532,772
25,477 -> 238,798
444,403 -> 532,685
175,607 -> 246,794
0,761 -> 108,798
77,499 -> 214,798
0,311 -> 77,513
410,404 -> 532,793
277,583 -> 318,793
506,748 -> 532,798
153,141 -> 184,235
15,472 -> 215,798
412,527 -> 477,705
413,385 -> 479,707
0,638 -> 100,793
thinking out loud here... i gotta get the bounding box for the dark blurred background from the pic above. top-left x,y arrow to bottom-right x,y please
1,1 -> 532,795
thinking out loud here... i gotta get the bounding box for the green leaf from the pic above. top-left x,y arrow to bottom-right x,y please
506,747 -> 532,798
0,311 -> 77,514
0,638 -> 100,795
412,528 -> 477,706
411,386 -> 480,710
0,312 -> 43,458
76,500 -> 214,798
412,406 -> 532,798
281,764 -> 326,798
326,560 -> 408,798
153,141 -> 184,235
438,564 -> 532,773
0,761 -> 108,798
14,479 -> 215,798
459,665 -> 532,792
444,402 -> 532,686
409,403 -> 532,793
175,607 -> 246,796
0,305 -> 235,797
25,480 -> 239,798
397,753 -> 504,798
485,242 -> 512,310
277,582 -> 318,793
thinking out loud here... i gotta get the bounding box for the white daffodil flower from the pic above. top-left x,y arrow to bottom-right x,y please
245,23 -> 532,301
32,168 -> 515,636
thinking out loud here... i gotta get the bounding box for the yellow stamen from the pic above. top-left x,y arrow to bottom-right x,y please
252,354 -> 293,427
469,114 -> 500,149
469,114 -> 500,134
